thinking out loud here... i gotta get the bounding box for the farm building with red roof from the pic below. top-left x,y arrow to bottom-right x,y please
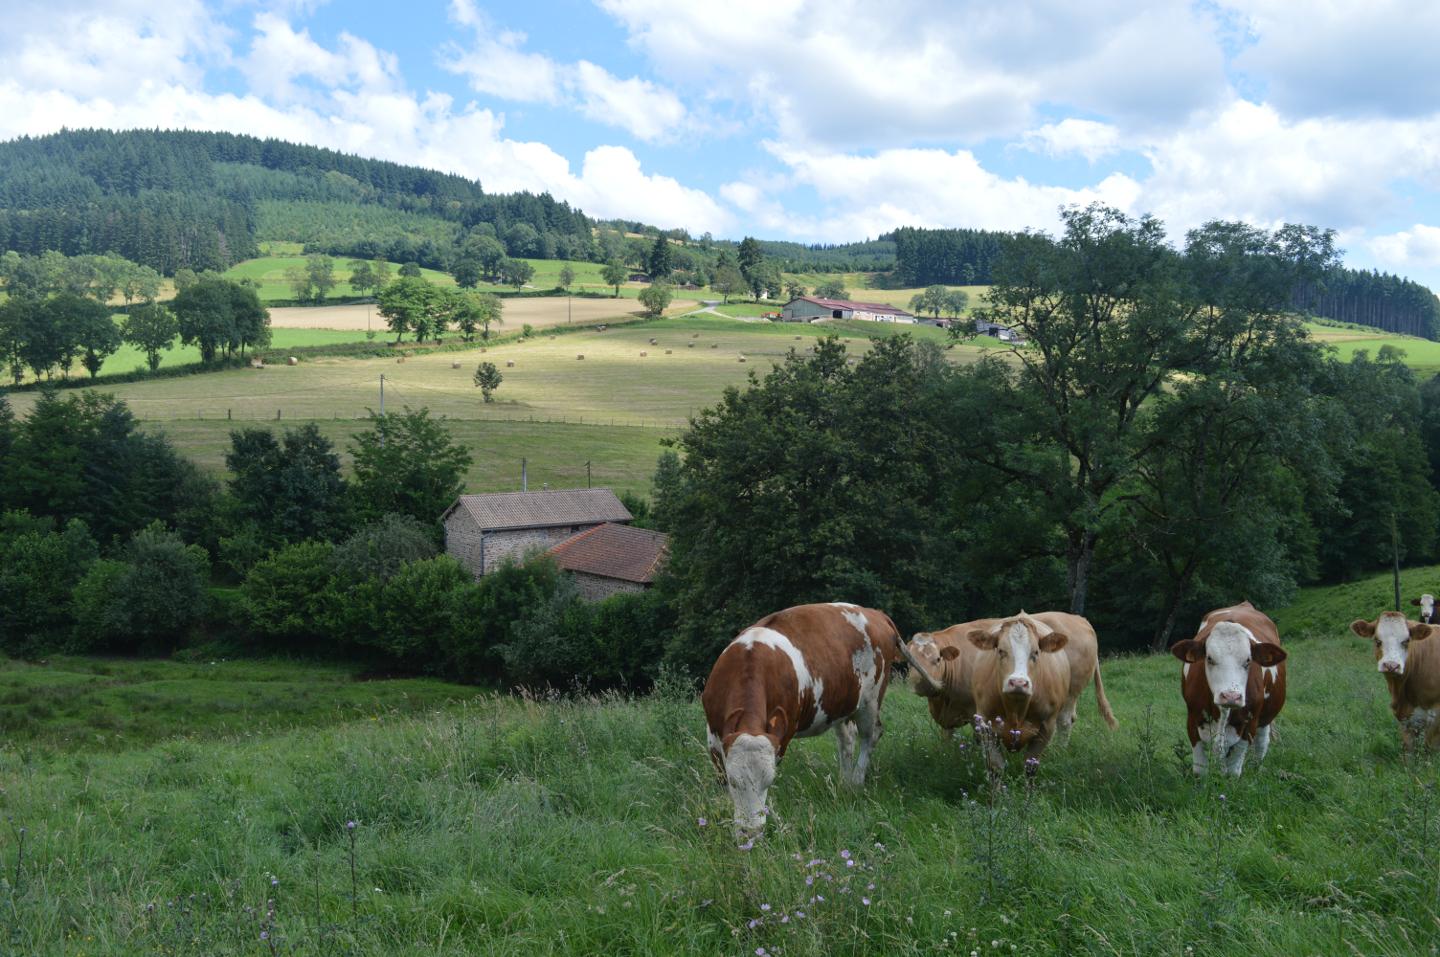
780,296 -> 915,324
547,522 -> 670,600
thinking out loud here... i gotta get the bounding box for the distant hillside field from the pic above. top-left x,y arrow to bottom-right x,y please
222,256 -> 455,302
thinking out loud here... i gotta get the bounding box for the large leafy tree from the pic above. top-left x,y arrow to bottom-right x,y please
348,407 -> 473,525
122,302 -> 179,371
377,275 -> 435,343
225,423 -> 350,545
173,276 -> 269,362
970,207 -> 1336,615
601,261 -> 629,297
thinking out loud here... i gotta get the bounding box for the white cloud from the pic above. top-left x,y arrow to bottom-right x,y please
751,143 -> 1142,239
1371,225 -> 1440,271
243,13 -> 399,103
1224,0 -> 1440,120
442,5 -> 686,142
1023,119 -> 1123,162
596,0 -> 1229,147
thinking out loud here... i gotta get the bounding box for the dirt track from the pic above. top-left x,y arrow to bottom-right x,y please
267,298 -> 696,331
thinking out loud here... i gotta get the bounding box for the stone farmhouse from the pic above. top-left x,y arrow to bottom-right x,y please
442,488 -> 633,578
547,522 -> 670,600
779,296 -> 915,324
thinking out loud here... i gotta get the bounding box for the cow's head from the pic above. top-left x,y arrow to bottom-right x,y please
968,614 -> 1067,746
717,709 -> 787,840
1171,622 -> 1286,709
1352,612 -> 1432,675
900,633 -> 955,697
1410,595 -> 1436,624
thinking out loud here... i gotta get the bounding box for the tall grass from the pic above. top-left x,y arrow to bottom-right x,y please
2,613 -> 1438,954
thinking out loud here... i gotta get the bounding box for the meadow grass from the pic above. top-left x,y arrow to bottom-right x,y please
222,257 -> 455,303
1304,321 -> 1440,374
3,572 -> 1439,954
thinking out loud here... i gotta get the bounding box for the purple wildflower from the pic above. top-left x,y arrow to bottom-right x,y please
841,849 -> 851,860
862,897 -> 871,906
697,818 -> 707,827
739,839 -> 755,851
345,820 -> 357,831
760,903 -> 771,912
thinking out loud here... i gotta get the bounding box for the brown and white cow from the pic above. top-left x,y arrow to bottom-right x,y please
1351,611 -> 1440,751
1170,601 -> 1287,776
702,602 -> 900,839
899,621 -> 995,738
964,611 -> 1117,771
1410,594 -> 1437,625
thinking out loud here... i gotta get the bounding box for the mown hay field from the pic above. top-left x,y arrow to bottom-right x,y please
2,565 -> 1439,955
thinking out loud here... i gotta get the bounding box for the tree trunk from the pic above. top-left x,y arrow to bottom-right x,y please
1067,528 -> 1096,616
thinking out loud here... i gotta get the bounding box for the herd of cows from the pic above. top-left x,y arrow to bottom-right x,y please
701,598 -> 1440,840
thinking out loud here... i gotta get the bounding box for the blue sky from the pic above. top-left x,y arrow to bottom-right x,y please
4,0 -> 1440,287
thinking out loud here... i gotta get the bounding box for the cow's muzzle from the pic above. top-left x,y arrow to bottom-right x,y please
1216,690 -> 1243,708
1380,660 -> 1404,675
1004,676 -> 1032,694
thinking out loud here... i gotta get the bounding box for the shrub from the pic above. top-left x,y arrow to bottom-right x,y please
329,555 -> 472,666
0,515 -> 98,656
242,541 -> 337,648
330,513 -> 438,583
71,522 -> 210,654
441,555 -> 565,682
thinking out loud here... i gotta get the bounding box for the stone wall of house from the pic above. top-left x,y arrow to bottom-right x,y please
443,509 -> 486,579
569,571 -> 646,601
483,525 -> 599,574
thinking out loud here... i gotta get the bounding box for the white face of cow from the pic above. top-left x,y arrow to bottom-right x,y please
1420,595 -> 1435,623
1353,612 -> 1431,675
723,734 -> 777,839
967,616 -> 1067,699
1201,623 -> 1254,709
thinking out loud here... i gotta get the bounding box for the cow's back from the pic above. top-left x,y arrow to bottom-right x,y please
1200,602 -> 1280,647
1033,611 -> 1098,708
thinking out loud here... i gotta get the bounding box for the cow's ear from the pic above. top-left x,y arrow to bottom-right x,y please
939,645 -> 960,660
1037,632 -> 1068,653
1350,619 -> 1377,639
1170,639 -> 1202,663
1411,598 -> 1422,607
1251,643 -> 1287,666
967,628 -> 998,650
1410,623 -> 1434,642
766,707 -> 789,742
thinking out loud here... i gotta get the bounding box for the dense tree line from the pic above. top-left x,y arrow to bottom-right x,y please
891,226 -> 1012,286
1290,266 -> 1440,340
0,129 -> 591,275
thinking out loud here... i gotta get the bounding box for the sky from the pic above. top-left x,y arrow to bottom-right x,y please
3,0 -> 1440,286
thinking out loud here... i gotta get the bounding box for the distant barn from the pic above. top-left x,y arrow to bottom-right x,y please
442,489 -> 633,578
780,296 -> 916,324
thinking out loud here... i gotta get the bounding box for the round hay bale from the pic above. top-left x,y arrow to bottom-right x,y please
506,360 -> 515,367
481,347 -> 487,353
794,336 -> 802,341
692,332 -> 700,338
649,338 -> 658,345
710,343 -> 718,349
287,356 -> 298,366
665,349 -> 673,355
577,354 -> 585,360
738,356 -> 747,363
251,360 -> 265,369
397,357 -> 405,364
451,360 -> 462,369
640,351 -> 648,357
688,342 -> 695,348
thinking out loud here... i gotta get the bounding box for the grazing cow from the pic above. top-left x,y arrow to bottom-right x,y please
1350,612 -> 1440,751
964,611 -> 1117,771
1170,602 -> 1287,776
898,621 -> 997,737
1410,594 -> 1437,625
702,602 -> 900,839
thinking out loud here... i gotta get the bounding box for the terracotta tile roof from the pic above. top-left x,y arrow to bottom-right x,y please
547,522 -> 670,584
444,488 -> 632,531
793,296 -> 913,317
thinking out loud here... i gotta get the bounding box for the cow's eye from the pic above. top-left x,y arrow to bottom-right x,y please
1030,652 -> 1038,661
997,650 -> 1007,658
1243,660 -> 1251,668
1206,658 -> 1216,666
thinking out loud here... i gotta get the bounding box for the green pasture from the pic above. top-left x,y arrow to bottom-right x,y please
1305,321 -> 1440,374
7,317 -> 997,429
3,565 -> 1439,953
781,273 -> 992,313
221,256 -> 455,302
145,419 -> 675,497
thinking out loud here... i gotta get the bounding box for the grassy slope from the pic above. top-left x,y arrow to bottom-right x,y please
222,257 -> 455,302
1305,320 -> 1440,374
6,317 -> 997,494
4,568 -> 1439,954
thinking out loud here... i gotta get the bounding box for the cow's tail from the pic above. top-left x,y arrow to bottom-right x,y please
1093,662 -> 1119,729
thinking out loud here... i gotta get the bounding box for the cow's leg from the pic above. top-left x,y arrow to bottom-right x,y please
1252,723 -> 1272,764
834,720 -> 861,785
939,725 -> 954,742
1053,700 -> 1078,747
849,707 -> 883,786
1423,711 -> 1440,751
1191,740 -> 1208,775
1223,728 -> 1250,777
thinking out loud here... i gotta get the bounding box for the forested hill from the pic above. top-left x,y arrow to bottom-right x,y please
1290,267 -> 1440,340
0,129 -> 592,274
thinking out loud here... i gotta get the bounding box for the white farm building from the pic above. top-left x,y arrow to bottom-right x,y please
780,296 -> 915,324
